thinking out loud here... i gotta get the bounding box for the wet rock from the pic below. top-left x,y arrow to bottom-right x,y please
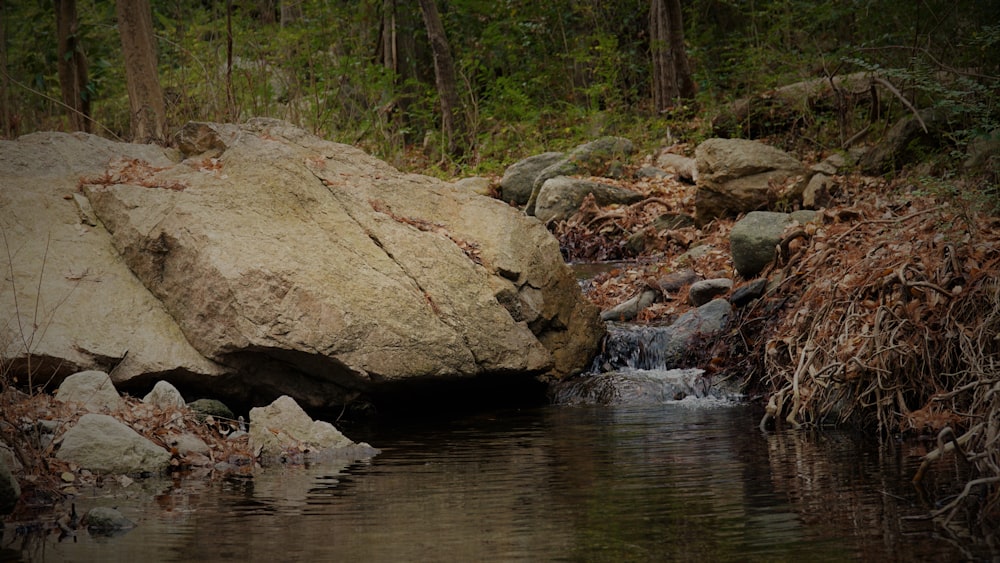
499,152 -> 565,205
56,414 -> 171,475
142,380 -> 186,409
688,278 -> 733,306
83,507 -> 135,533
249,395 -> 378,462
534,177 -> 643,224
694,138 -> 806,225
55,371 -> 124,413
526,136 -> 636,215
0,452 -> 19,515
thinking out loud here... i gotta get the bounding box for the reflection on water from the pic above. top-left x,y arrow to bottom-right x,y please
2,403 -> 984,562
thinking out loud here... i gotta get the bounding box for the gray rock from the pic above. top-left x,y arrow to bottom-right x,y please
0,452 -> 19,515
142,380 -> 186,409
730,278 -> 768,307
249,395 -> 377,461
170,432 -> 210,456
56,413 -> 171,474
730,211 -> 812,278
84,506 -> 135,532
526,137 -> 635,215
803,173 -> 834,208
635,166 -> 669,179
688,278 -> 733,306
654,269 -> 701,294
654,152 -> 698,183
600,289 -> 659,322
859,108 -> 953,174
694,138 -> 806,225
534,177 -> 643,224
55,371 -> 124,413
499,152 -> 565,205
188,399 -> 234,421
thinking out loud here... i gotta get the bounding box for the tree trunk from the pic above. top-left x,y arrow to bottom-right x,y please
650,0 -> 696,112
417,0 -> 464,158
116,0 -> 165,143
55,0 -> 91,132
0,0 -> 13,138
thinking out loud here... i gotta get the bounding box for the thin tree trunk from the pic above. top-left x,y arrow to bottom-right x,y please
666,0 -> 696,100
116,0 -> 165,143
650,0 -> 676,112
0,0 -> 12,137
417,0 -> 464,158
55,0 -> 91,132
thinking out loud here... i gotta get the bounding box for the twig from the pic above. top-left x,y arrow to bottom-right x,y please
871,76 -> 927,133
832,205 -> 946,243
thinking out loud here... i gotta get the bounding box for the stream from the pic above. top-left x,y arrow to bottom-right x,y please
1,401 -> 984,562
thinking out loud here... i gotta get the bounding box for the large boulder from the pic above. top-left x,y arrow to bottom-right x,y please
525,137 -> 635,215
56,413 -> 172,474
0,118 -> 606,409
694,138 -> 806,225
533,177 -> 643,224
0,132 -> 226,387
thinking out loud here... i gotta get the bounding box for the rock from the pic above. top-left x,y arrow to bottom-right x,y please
42,118 -> 599,408
174,121 -> 227,158
188,398 -> 234,421
859,108 -> 953,174
730,211 -> 817,278
249,395 -> 377,461
56,413 -> 171,474
635,166 -> 669,179
600,289 -> 659,322
0,131 -> 224,389
654,269 -> 701,294
694,138 -> 806,225
451,176 -> 493,197
688,278 -> 733,306
730,279 -> 768,307
498,152 -> 564,205
534,177 -> 643,224
0,452 -> 19,515
170,433 -> 210,456
142,380 -> 186,409
525,137 -> 635,215
803,172 -> 834,208
654,152 -> 698,183
83,507 -> 135,533
55,370 -> 124,413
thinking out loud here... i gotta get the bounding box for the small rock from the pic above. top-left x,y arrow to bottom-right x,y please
56,413 -> 171,475
654,269 -> 701,294
142,380 -> 186,409
188,399 -> 235,421
55,371 -> 124,413
249,395 -> 373,461
635,166 -> 669,179
730,279 -> 768,307
600,289 -> 659,322
688,278 -> 734,306
84,507 -> 135,533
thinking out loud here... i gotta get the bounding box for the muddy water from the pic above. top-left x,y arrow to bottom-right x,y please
3,401 -> 982,562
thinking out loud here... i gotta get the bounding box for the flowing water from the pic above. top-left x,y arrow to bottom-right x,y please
2,401 -> 985,562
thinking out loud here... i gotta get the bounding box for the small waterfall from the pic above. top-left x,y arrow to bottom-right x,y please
553,323 -> 740,406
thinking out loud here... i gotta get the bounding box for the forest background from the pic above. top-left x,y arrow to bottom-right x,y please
1,0 -> 998,184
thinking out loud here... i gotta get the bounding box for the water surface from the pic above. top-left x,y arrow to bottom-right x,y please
2,402 -> 979,562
